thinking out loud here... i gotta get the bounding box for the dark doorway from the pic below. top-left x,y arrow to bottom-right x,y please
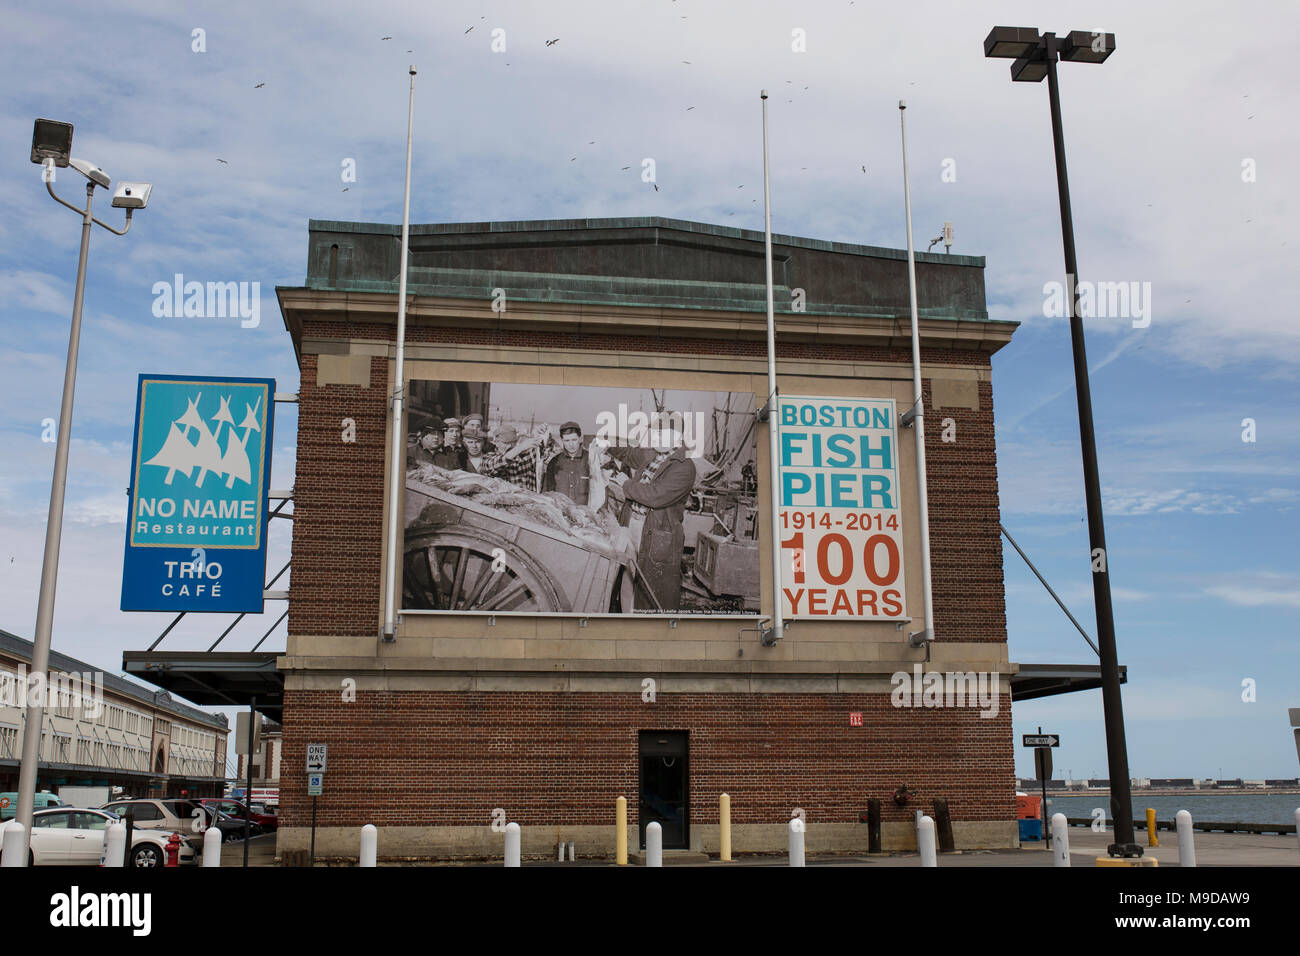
639,731 -> 688,849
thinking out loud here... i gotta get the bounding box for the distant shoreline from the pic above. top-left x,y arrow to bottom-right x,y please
1037,787 -> 1300,797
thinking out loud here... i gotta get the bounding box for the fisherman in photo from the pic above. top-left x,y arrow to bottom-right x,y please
600,428 -> 696,611
542,421 -> 591,504
484,423 -> 545,491
460,423 -> 490,474
436,417 -> 466,470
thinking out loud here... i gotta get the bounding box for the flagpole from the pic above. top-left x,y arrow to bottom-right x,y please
899,100 -> 935,648
382,64 -> 416,642
760,90 -> 784,645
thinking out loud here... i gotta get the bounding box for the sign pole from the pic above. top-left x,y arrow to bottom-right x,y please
243,698 -> 254,868
309,796 -> 317,867
1039,726 -> 1050,849
759,89 -> 783,646
898,100 -> 935,648
381,63 -> 418,643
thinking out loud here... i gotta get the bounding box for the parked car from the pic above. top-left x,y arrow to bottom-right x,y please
22,807 -> 196,867
100,798 -> 210,838
0,790 -> 64,820
200,797 -> 277,831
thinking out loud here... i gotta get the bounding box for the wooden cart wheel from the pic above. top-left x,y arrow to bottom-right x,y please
403,528 -> 564,612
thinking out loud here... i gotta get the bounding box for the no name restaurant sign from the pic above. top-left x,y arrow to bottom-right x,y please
777,396 -> 906,620
121,373 -> 275,612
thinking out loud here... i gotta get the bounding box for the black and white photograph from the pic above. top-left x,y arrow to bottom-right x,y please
402,380 -> 760,615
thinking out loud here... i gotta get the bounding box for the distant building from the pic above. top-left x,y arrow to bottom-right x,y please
0,629 -> 227,799
236,717 -> 281,797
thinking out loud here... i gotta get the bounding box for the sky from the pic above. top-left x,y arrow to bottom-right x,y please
0,0 -> 1296,782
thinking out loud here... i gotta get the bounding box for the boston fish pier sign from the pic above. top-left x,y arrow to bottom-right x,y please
121,374 -> 276,613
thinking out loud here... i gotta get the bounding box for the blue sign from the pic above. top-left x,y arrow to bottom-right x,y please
121,374 -> 275,612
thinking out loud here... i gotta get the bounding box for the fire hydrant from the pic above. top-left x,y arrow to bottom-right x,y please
165,832 -> 182,867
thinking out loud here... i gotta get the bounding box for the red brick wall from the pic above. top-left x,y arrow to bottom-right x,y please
289,320 -> 1007,642
279,689 -> 1016,828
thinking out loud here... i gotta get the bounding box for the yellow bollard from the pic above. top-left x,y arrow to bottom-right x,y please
720,793 -> 732,862
1146,808 -> 1158,847
616,796 -> 627,865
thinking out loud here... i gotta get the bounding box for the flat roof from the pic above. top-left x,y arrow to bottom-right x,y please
1010,662 -> 1127,702
120,652 -> 282,717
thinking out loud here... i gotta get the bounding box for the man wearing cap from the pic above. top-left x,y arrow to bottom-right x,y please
431,418 -> 467,476
482,423 -> 543,490
462,412 -> 495,454
411,417 -> 445,467
598,428 -> 696,612
460,423 -> 492,474
542,421 -> 590,505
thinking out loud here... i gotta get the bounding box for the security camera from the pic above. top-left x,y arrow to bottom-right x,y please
112,181 -> 152,209
68,158 -> 110,189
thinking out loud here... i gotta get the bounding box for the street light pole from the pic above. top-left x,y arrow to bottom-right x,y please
1042,37 -> 1139,859
9,121 -> 149,866
14,179 -> 99,846
983,27 -> 1141,857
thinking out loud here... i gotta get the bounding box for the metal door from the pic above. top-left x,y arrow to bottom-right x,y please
639,731 -> 688,849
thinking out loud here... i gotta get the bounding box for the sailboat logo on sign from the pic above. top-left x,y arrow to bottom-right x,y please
145,392 -> 261,489
130,380 -> 270,550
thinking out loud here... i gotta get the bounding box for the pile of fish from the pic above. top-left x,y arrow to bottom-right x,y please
408,463 -> 634,558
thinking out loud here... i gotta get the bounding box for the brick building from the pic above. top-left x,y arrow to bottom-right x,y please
270,215 -> 1024,860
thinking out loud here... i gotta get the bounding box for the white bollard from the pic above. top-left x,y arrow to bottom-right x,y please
557,841 -> 565,862
1,821 -> 26,867
202,824 -> 222,867
103,822 -> 127,867
1294,808 -> 1299,857
1176,810 -> 1196,867
1051,813 -> 1070,867
645,822 -> 662,867
917,815 -> 937,867
359,823 -> 377,867
789,817 -> 806,866
567,840 -> 575,862
504,822 -> 520,867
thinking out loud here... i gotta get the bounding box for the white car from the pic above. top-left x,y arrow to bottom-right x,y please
18,807 -> 196,867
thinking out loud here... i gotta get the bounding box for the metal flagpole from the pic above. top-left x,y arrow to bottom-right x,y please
898,100 -> 935,648
382,65 -> 417,642
760,90 -> 783,646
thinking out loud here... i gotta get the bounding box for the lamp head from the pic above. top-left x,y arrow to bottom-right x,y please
31,118 -> 73,168
68,158 -> 110,189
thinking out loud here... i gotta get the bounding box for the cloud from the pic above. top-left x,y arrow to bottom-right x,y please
1205,584 -> 1300,608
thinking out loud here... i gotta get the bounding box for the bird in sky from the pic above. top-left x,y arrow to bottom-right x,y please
546,38 -> 560,46
571,156 -> 576,161
254,82 -> 265,88
621,166 -> 631,170
342,187 -> 349,192
381,36 -> 392,40
861,165 -> 867,173
682,60 -> 691,64
686,106 -> 695,111
653,184 -> 659,192
217,158 -> 228,164
465,26 -> 473,33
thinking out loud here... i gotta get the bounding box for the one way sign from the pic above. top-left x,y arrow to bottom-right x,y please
306,742 -> 327,773
1022,734 -> 1059,747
